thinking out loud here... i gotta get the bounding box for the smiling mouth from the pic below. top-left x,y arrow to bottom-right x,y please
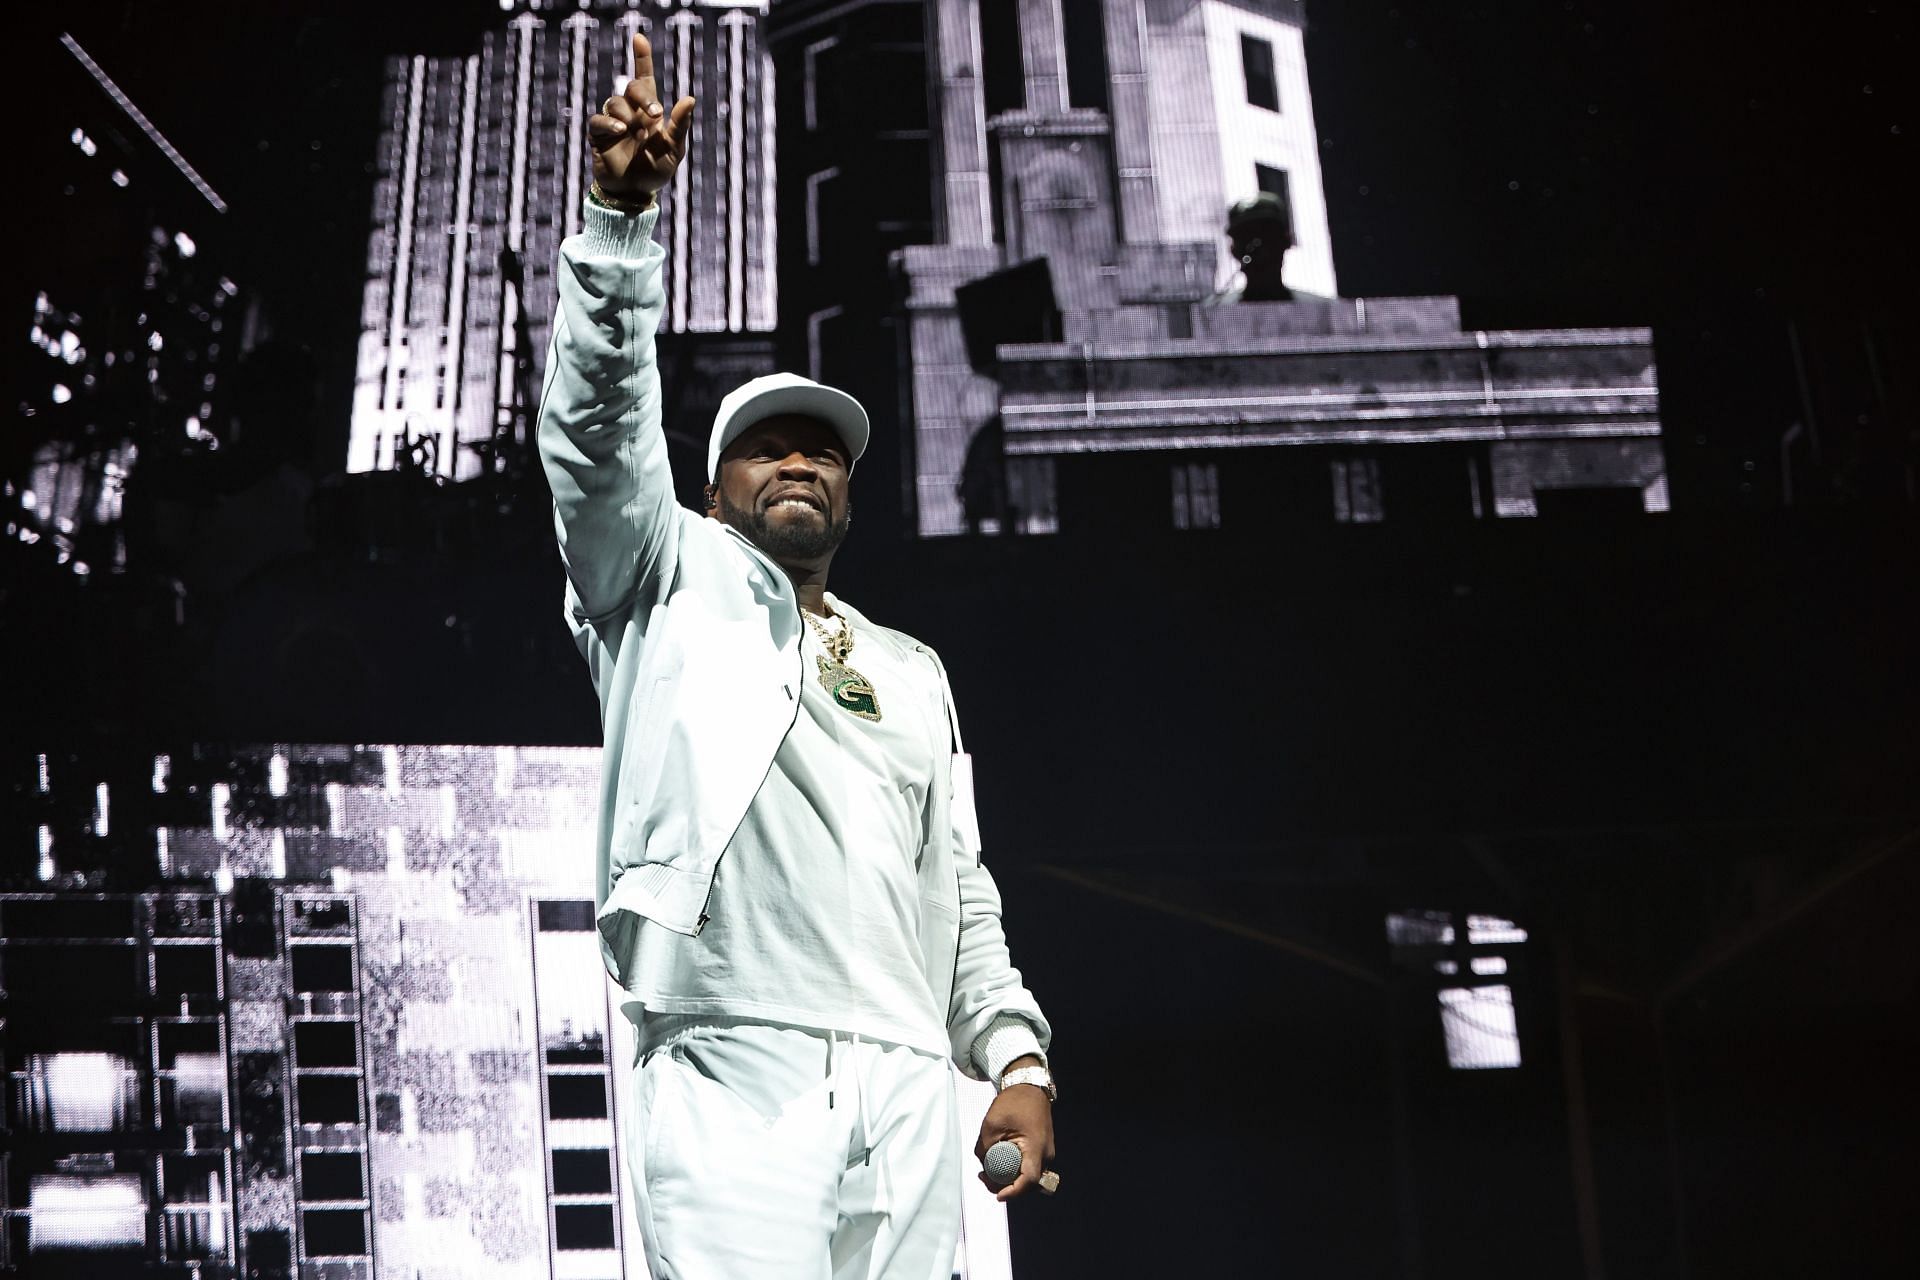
767,495 -> 821,514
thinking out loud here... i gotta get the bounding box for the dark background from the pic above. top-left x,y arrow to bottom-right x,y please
6,2 -> 1917,1276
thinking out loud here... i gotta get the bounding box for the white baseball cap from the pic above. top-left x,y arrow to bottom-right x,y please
707,372 -> 871,481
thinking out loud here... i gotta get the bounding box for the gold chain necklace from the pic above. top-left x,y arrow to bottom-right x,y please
803,608 -> 882,721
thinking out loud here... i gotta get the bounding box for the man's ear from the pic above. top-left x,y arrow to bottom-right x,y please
704,485 -> 718,511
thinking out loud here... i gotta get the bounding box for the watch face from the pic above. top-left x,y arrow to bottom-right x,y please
1002,1066 -> 1055,1100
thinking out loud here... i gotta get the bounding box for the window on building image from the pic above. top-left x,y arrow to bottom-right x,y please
3,940 -> 142,1001
553,1203 -> 618,1251
159,1051 -> 227,1128
1437,984 -> 1523,1070
300,1152 -> 366,1202
1254,163 -> 1296,240
157,1153 -> 230,1260
552,1149 -> 615,1196
1062,0 -> 1111,112
1007,456 -> 1059,535
1386,910 -> 1530,1071
978,0 -> 1025,118
536,898 -> 595,933
23,1053 -> 137,1133
292,1021 -> 359,1069
301,1208 -> 368,1258
1331,457 -> 1384,523
1171,462 -> 1221,530
289,942 -> 355,993
1241,34 -> 1280,112
546,1074 -> 610,1121
295,1075 -> 362,1127
27,1173 -> 146,1252
153,942 -> 220,996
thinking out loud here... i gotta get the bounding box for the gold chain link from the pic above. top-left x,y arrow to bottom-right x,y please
802,608 -> 853,664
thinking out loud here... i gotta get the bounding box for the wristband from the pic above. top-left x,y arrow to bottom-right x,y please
588,182 -> 654,215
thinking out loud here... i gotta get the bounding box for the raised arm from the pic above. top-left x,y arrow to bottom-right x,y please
537,34 -> 698,623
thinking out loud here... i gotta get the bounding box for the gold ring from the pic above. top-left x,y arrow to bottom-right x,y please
1037,1170 -> 1061,1195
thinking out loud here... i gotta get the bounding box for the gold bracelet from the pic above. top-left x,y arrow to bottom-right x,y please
588,182 -> 654,215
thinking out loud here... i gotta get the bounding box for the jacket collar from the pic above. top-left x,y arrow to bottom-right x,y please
822,589 -> 869,629
708,523 -> 922,658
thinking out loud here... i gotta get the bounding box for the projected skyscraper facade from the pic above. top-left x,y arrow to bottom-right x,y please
771,0 -> 1667,536
348,0 -> 777,480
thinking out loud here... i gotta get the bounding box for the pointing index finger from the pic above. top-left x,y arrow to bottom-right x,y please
628,32 -> 659,112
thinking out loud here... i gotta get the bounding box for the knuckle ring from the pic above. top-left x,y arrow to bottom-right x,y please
1037,1170 -> 1061,1195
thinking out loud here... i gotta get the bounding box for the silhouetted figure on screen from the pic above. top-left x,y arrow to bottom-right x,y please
1216,191 -> 1298,304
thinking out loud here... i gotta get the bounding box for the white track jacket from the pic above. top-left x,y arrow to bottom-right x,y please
536,201 -> 1050,1077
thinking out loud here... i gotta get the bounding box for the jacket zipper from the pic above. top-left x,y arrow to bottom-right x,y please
689,570 -> 806,938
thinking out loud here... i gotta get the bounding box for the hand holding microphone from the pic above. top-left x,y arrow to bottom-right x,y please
983,1139 -> 1061,1195
975,1055 -> 1057,1200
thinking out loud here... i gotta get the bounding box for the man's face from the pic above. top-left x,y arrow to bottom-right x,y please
711,413 -> 853,567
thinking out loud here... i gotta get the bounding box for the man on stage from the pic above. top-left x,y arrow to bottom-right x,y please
536,34 -> 1057,1280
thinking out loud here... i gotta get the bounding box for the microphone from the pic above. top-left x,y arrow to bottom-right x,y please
984,1140 -> 1062,1194
983,1140 -> 1023,1187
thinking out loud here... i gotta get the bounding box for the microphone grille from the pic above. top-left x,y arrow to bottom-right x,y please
983,1139 -> 1023,1187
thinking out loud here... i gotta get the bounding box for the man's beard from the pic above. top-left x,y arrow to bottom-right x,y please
718,490 -> 851,563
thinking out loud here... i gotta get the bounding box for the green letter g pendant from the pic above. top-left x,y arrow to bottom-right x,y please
816,655 -> 882,721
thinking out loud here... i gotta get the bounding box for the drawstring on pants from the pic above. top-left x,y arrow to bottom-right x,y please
825,1029 -> 872,1165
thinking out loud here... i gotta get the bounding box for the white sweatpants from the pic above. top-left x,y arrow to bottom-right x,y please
623,1018 -> 962,1280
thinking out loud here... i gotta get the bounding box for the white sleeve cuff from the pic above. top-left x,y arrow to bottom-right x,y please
971,1014 -> 1046,1083
578,198 -> 660,258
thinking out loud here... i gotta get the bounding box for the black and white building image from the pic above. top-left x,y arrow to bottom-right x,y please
349,0 -> 779,482
1,890 -> 240,1271
10,36 -> 258,583
773,0 -> 1664,536
903,0 -> 1662,535
1,748 -> 1011,1279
